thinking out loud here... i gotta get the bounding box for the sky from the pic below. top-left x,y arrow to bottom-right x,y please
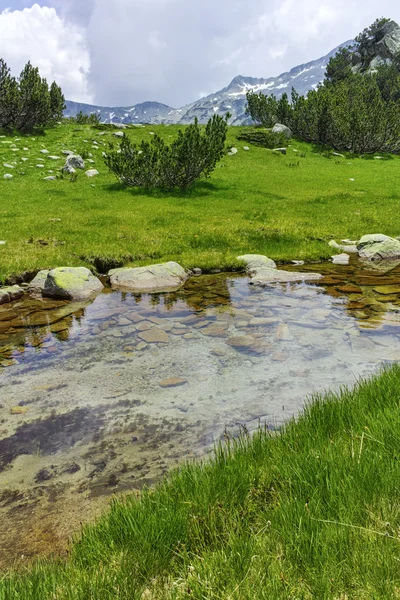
0,1 -> 399,108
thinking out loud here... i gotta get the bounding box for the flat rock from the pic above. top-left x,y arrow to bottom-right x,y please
109,261 -> 188,293
159,377 -> 187,388
138,328 -> 169,343
30,267 -> 103,301
85,169 -> 99,177
0,285 -> 24,304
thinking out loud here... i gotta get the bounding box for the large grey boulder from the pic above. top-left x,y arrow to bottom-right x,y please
29,267 -> 103,301
109,261 -> 188,293
0,285 -> 24,305
272,123 -> 293,139
63,154 -> 85,173
357,233 -> 400,261
238,254 -> 322,285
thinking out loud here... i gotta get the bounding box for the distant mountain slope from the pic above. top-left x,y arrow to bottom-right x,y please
65,41 -> 353,126
64,100 -> 174,124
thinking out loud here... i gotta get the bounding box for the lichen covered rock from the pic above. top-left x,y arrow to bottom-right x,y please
30,267 -> 103,301
0,285 -> 24,304
357,234 -> 400,261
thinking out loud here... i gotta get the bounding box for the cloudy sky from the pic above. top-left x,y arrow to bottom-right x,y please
0,1 -> 399,107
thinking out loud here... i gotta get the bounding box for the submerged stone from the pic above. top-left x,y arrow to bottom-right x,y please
238,254 -> 322,285
159,377 -> 188,388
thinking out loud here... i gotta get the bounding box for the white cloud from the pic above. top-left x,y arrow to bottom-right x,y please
0,3 -> 93,102
2,0 -> 400,107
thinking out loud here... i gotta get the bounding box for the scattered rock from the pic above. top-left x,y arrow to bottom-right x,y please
159,377 -> 187,388
62,150 -> 73,156
109,262 -> 188,293
3,174 -> 13,179
227,147 -> 238,155
272,123 -> 293,139
40,149 -> 49,154
29,267 -> 103,301
48,155 -> 60,160
44,176 -> 57,181
85,169 -> 99,177
0,285 -> 24,304
328,240 -> 358,253
243,146 -> 249,151
332,152 -> 345,158
272,147 -> 287,154
3,163 -> 14,168
113,131 -> 124,138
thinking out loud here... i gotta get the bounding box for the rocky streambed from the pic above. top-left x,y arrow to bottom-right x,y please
1,258 -> 400,568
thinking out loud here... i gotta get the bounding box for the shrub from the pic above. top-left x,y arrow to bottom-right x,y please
236,129 -> 287,148
104,115 -> 228,191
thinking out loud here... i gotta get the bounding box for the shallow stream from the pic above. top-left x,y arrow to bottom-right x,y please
1,258 -> 400,568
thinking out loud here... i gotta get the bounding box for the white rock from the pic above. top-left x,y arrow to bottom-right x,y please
36,164 -> 44,168
4,174 -> 13,179
44,176 -> 57,181
40,149 -> 49,154
3,163 -> 14,168
243,146 -> 249,151
21,158 -> 29,162
113,131 -> 124,138
48,155 -> 60,160
332,253 -> 350,265
85,169 -> 99,177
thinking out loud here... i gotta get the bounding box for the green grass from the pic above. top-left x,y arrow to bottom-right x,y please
1,122 -> 400,283
1,365 -> 400,598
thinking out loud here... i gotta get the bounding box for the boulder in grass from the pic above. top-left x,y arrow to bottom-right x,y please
109,261 -> 188,293
29,267 -> 103,301
272,123 -> 293,139
0,285 -> 24,304
63,154 -> 85,173
85,169 -> 99,177
357,234 -> 400,261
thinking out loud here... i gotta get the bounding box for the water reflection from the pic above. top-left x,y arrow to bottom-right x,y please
1,259 -> 400,568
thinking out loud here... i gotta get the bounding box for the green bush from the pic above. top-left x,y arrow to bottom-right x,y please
236,129 -> 287,148
104,115 -> 228,191
73,111 -> 101,125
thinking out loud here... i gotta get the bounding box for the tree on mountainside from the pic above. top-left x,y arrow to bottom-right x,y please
245,91 -> 279,127
245,17 -> 400,153
0,58 -> 65,132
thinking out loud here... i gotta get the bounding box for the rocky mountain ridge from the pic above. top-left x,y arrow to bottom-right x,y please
64,41 -> 353,126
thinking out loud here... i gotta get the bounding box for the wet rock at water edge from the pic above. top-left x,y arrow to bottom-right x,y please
159,377 -> 188,388
357,234 -> 400,262
0,285 -> 24,304
238,253 -> 322,285
332,253 -> 350,265
28,267 -> 103,301
109,261 -> 188,293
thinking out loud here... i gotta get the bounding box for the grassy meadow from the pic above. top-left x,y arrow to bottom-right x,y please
2,123 -> 400,597
2,365 -> 400,599
1,122 -> 400,283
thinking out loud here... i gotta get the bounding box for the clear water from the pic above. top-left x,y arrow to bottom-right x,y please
1,259 -> 400,567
